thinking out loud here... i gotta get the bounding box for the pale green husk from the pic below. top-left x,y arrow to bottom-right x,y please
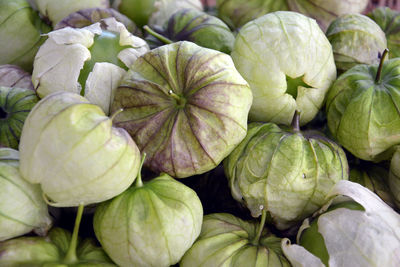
94,173 -> 203,267
35,0 -> 109,26
0,227 -> 115,266
325,57 -> 400,162
368,7 -> 400,58
216,0 -> 289,30
224,121 -> 349,230
0,148 -> 52,241
148,0 -> 203,27
180,213 -> 291,267
326,14 -> 387,72
18,91 -> 141,207
0,0 -> 51,71
287,0 -> 368,32
231,11 -> 336,126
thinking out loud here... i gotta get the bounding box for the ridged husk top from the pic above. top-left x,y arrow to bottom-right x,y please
111,41 -> 252,178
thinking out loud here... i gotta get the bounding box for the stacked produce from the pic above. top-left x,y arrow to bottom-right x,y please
1,0 -> 400,266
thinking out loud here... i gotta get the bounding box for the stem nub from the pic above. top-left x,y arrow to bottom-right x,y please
375,49 -> 389,84
251,207 -> 267,246
64,204 -> 84,264
110,108 -> 123,121
143,25 -> 173,44
134,153 -> 147,188
291,110 -> 301,132
168,90 -> 186,108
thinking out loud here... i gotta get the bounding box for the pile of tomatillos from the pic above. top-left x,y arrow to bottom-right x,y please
1,0 -> 400,266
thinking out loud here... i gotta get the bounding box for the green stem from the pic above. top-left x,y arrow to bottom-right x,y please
168,90 -> 181,101
143,25 -> 173,44
134,153 -> 147,188
168,90 -> 186,108
64,204 -> 84,264
110,108 -> 123,121
251,208 -> 267,245
291,110 -> 301,132
375,48 -> 389,84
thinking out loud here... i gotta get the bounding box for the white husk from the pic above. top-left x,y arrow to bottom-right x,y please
32,17 -> 149,115
84,62 -> 125,115
282,180 -> 400,267
281,238 -> 325,267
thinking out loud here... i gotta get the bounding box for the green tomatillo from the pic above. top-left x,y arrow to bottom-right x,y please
180,212 -> 291,267
34,0 -> 109,26
0,148 -> 52,241
148,0 -> 203,27
326,13 -> 387,73
368,6 -> 400,58
144,9 -> 235,54
0,86 -> 39,149
93,154 -> 203,267
224,111 -> 349,230
18,91 -> 141,207
326,49 -> 400,162
0,0 -> 51,72
350,162 -> 395,208
286,0 -> 368,32
111,41 -> 252,178
216,0 -> 289,30
32,17 -> 149,115
0,205 -> 116,266
112,0 -> 203,28
231,11 -> 336,126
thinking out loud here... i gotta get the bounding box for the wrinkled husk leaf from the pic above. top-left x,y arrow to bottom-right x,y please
0,65 -> 33,90
0,86 -> 39,149
32,17 -> 149,115
180,213 -> 291,267
0,0 -> 51,72
111,41 -> 252,178
18,91 -> 141,207
326,14 -> 387,73
231,11 -> 336,126
287,0 -> 368,32
350,163 -> 395,208
389,146 -> 400,209
216,0 -> 289,30
282,180 -> 400,267
368,6 -> 400,58
94,173 -> 203,267
0,148 -> 52,241
147,9 -> 235,54
35,0 -> 109,26
224,121 -> 349,230
54,7 -> 142,37
0,227 -> 115,266
148,0 -> 203,27
326,58 -> 400,162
